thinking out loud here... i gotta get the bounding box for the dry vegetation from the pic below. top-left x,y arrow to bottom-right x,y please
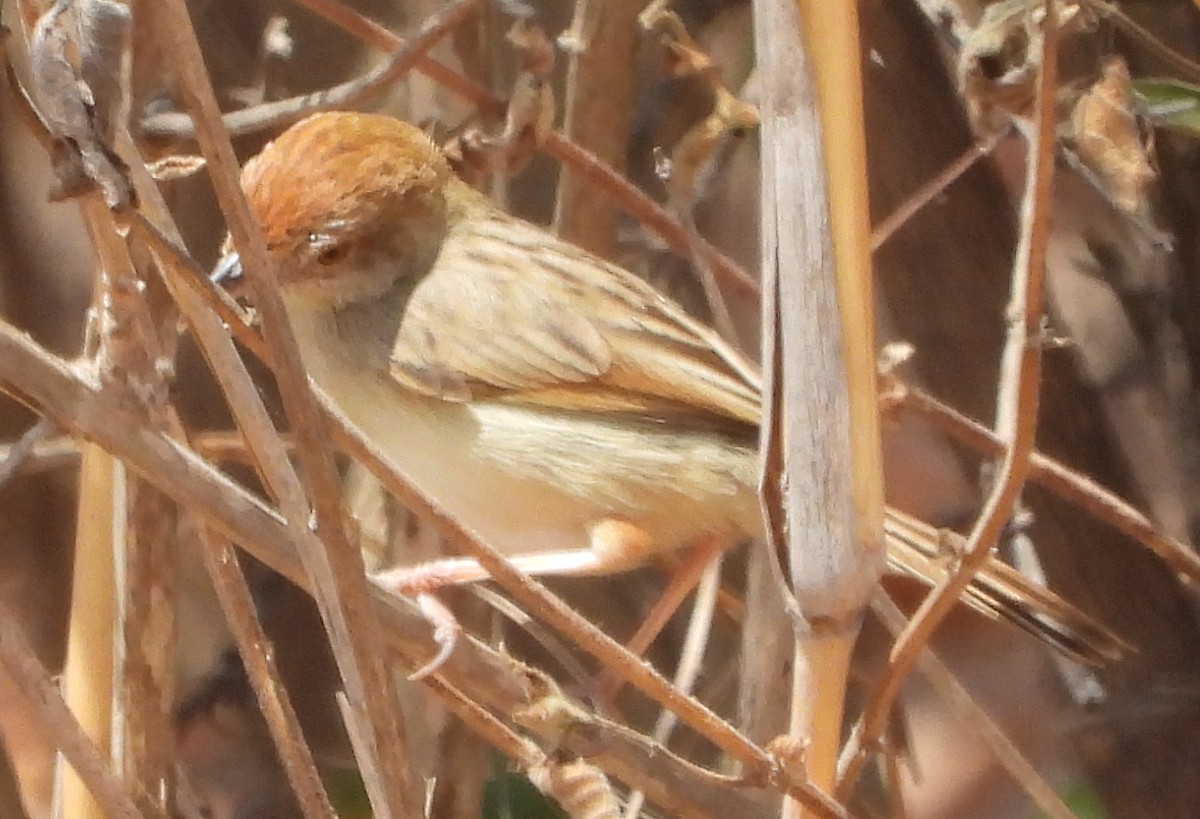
2,0 -> 1200,818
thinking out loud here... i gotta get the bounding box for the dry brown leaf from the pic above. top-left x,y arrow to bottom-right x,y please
666,84 -> 758,209
1070,55 -> 1158,216
638,9 -> 758,209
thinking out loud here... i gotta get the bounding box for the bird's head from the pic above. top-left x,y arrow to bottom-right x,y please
215,112 -> 463,308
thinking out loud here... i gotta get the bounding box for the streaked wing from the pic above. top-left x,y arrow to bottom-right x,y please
389,213 -> 761,428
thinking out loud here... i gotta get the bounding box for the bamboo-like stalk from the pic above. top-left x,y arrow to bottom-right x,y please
755,1 -> 882,815
796,3 -> 882,808
797,2 -> 882,550
61,444 -> 119,819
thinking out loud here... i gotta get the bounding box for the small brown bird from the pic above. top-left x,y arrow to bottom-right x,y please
215,112 -> 1123,664
222,110 -> 763,582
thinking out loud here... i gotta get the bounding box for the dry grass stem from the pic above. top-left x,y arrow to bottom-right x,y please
0,594 -> 165,819
593,535 -> 725,704
150,1 -> 423,814
192,525 -> 338,819
466,587 -> 593,688
124,214 -> 266,361
870,126 -> 1009,252
622,552 -> 724,819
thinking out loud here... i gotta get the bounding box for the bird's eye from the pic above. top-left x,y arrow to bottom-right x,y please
314,242 -> 348,266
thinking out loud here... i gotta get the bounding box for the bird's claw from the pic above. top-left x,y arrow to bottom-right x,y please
373,565 -> 464,679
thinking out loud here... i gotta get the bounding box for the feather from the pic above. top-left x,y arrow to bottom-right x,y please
388,212 -> 759,430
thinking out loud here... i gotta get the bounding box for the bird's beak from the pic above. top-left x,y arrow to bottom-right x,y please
211,250 -> 244,285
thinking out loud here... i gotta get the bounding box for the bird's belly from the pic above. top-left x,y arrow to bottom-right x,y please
291,306 -> 761,563
467,402 -> 762,549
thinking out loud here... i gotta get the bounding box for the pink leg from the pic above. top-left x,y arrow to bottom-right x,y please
372,518 -> 661,677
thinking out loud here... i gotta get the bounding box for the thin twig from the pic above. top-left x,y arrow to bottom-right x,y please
682,217 -> 743,348
124,215 -> 266,361
298,0 -> 497,107
623,552 -> 724,819
889,383 -> 1200,587
469,586 -> 593,689
0,418 -> 55,486
593,535 -> 726,704
548,133 -> 759,296
870,592 -> 1078,819
838,1 -> 1061,797
137,0 -> 484,140
417,673 -> 546,771
870,126 -> 1009,252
